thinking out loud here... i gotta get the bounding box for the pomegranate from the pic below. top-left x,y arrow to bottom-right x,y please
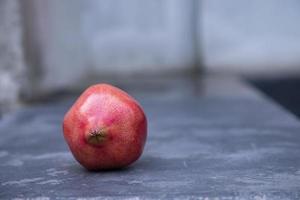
62,84 -> 147,170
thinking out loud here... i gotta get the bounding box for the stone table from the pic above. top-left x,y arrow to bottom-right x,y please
1,76 -> 300,199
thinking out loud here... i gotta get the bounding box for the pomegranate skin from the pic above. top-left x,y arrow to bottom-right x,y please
63,84 -> 147,170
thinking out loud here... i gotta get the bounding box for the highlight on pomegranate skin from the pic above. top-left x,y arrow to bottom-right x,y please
62,84 -> 147,171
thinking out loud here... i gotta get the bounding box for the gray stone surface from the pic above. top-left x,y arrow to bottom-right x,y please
0,76 -> 300,199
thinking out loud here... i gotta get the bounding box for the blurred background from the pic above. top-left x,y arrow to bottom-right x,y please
1,0 -> 300,116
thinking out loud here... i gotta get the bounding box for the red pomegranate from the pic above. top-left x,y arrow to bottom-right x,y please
62,84 -> 147,170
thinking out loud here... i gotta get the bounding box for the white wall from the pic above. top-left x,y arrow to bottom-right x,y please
2,0 -> 300,109
25,0 -> 197,93
82,0 -> 196,74
0,0 -> 25,113
202,0 -> 300,76
24,0 -> 300,92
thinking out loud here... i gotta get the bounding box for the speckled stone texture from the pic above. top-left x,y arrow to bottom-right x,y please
0,76 -> 300,199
